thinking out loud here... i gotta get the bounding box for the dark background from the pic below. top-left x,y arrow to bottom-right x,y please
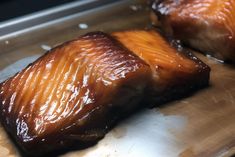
0,0 -> 77,22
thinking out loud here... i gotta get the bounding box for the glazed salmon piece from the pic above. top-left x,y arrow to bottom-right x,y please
152,0 -> 235,62
113,30 -> 210,103
0,32 -> 151,155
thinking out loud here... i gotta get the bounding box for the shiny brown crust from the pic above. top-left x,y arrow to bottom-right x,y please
152,0 -> 235,62
112,30 -> 210,104
0,32 -> 151,155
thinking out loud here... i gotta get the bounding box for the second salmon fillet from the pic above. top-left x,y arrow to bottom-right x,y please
151,0 -> 235,62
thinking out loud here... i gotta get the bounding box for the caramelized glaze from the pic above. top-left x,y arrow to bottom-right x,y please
152,0 -> 235,61
113,30 -> 210,103
0,32 -> 151,155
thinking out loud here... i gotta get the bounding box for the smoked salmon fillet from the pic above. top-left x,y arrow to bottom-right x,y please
151,0 -> 235,62
112,30 -> 210,103
0,32 -> 151,155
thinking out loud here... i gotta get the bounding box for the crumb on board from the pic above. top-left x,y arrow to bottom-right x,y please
5,41 -> 9,45
78,23 -> 88,29
206,54 -> 224,63
129,4 -> 142,11
41,44 -> 52,51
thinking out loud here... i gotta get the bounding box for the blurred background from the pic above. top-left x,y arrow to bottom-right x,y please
0,0 -> 77,22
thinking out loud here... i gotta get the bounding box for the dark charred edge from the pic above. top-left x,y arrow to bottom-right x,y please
17,133 -> 105,157
158,28 -> 211,73
146,73 -> 210,108
1,96 -> 145,157
155,28 -> 211,69
0,102 -> 115,157
15,86 -> 147,157
168,38 -> 211,74
146,82 -> 211,108
15,137 -> 101,157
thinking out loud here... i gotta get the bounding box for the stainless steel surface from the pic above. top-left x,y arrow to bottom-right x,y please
0,0 -> 234,156
0,0 -> 117,39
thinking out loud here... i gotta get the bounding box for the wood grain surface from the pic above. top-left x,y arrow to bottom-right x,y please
0,0 -> 234,156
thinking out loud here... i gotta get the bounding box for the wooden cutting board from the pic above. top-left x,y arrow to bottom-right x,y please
0,0 -> 234,156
